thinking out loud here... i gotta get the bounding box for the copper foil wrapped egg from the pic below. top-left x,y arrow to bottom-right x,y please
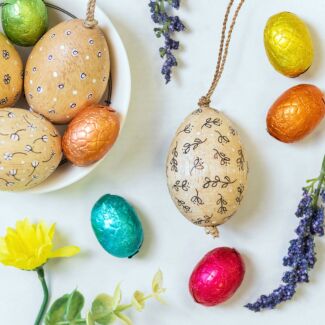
267,84 -> 325,143
62,105 -> 120,166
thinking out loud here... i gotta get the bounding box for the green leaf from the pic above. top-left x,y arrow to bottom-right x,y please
66,291 -> 85,321
112,284 -> 122,310
45,294 -> 70,324
3,0 -> 17,5
45,290 -> 86,325
131,291 -> 145,312
86,312 -> 95,325
91,294 -> 117,325
115,312 -> 132,325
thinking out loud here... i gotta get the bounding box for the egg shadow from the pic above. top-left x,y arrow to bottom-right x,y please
130,203 -> 155,260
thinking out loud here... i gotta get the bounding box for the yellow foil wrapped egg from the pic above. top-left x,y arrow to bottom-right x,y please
264,12 -> 314,77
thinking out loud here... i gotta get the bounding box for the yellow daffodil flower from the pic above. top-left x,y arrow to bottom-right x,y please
0,218 -> 80,271
0,218 -> 80,325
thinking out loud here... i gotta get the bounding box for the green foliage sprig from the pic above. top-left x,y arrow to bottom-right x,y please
45,271 -> 166,325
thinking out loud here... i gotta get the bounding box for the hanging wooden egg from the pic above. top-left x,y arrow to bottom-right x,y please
24,19 -> 110,124
0,32 -> 23,108
0,108 -> 62,191
166,107 -> 248,237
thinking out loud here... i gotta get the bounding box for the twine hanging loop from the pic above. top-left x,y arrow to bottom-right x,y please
198,0 -> 245,107
84,0 -> 98,28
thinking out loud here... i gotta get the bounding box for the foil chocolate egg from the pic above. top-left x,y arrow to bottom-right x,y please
24,19 -> 110,124
166,107 -> 249,237
264,12 -> 314,77
189,247 -> 245,306
1,0 -> 48,47
62,105 -> 120,166
91,194 -> 144,258
267,84 -> 325,143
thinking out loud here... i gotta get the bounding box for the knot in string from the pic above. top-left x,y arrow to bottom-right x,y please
197,0 -> 245,108
198,96 -> 211,108
84,0 -> 98,28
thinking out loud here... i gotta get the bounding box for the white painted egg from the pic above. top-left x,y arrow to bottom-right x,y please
0,108 -> 62,191
166,107 -> 249,237
0,33 -> 23,108
24,19 -> 110,124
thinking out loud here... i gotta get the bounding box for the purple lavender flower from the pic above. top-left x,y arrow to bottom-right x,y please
149,0 -> 185,83
245,155 -> 325,312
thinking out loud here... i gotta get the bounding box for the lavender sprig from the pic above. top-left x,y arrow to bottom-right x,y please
149,0 -> 185,83
245,155 -> 325,312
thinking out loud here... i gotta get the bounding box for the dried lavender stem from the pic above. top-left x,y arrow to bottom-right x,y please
312,155 -> 325,208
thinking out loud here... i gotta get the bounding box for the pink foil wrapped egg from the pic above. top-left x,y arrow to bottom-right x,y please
189,247 -> 245,306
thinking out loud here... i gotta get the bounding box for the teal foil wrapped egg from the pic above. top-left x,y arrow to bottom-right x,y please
91,195 -> 144,258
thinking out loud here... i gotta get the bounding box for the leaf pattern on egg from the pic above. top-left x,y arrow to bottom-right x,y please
0,109 -> 62,191
166,107 -> 249,236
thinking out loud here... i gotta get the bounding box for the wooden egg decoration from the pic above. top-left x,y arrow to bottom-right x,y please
62,105 -> 120,166
0,108 -> 62,191
166,107 -> 249,237
0,33 -> 23,108
24,19 -> 110,124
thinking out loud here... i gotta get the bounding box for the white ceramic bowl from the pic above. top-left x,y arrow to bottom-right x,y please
0,0 -> 131,193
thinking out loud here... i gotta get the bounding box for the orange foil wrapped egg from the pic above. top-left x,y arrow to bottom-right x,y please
267,84 -> 325,143
62,105 -> 120,166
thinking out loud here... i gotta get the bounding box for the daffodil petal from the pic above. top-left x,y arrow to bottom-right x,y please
48,223 -> 56,240
49,246 -> 80,259
0,219 -> 79,270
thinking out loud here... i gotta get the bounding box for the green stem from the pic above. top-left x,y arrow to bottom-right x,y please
158,0 -> 166,13
115,294 -> 154,312
312,155 -> 325,208
34,267 -> 49,325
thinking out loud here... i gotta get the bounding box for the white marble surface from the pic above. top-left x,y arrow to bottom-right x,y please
0,0 -> 325,324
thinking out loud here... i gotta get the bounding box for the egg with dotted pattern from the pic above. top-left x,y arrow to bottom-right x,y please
0,108 -> 62,191
0,33 -> 23,108
24,19 -> 110,124
166,107 -> 249,237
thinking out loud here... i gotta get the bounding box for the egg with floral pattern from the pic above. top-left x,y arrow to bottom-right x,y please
0,108 -> 62,191
0,33 -> 23,108
166,107 -> 249,237
24,19 -> 110,124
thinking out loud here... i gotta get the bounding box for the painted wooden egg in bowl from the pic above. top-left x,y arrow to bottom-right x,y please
0,0 -> 131,193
